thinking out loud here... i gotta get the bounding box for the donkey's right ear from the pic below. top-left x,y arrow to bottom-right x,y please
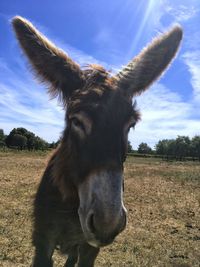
12,16 -> 85,103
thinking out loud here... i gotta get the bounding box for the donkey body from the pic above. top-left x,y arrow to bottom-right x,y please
12,17 -> 182,267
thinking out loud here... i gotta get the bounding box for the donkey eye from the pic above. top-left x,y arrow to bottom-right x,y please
69,112 -> 92,138
72,118 -> 81,127
71,118 -> 85,131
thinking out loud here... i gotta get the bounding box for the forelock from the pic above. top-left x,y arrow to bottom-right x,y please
68,64 -> 117,112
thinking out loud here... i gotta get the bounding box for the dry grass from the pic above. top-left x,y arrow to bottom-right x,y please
0,151 -> 199,267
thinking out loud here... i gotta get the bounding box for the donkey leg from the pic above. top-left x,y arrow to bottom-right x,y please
77,243 -> 100,267
64,246 -> 78,267
31,241 -> 55,267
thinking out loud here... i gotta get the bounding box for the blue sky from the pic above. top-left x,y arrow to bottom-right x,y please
0,0 -> 200,148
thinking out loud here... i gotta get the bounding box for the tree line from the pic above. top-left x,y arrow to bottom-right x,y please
1,128 -> 200,159
128,135 -> 200,160
0,128 -> 59,150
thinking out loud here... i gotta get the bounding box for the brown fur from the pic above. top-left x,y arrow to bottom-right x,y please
12,16 -> 182,267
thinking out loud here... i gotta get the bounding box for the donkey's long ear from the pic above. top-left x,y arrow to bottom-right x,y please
116,26 -> 183,98
12,16 -> 85,102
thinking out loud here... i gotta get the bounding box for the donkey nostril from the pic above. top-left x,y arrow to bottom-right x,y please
87,212 -> 96,234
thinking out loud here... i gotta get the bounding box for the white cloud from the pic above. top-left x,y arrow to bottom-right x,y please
0,61 -> 64,142
182,51 -> 200,102
129,83 -> 200,149
147,0 -> 200,35
166,4 -> 199,22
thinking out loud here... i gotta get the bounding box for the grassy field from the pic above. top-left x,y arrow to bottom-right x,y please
0,151 -> 199,267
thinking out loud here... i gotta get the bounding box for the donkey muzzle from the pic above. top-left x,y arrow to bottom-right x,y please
78,170 -> 127,247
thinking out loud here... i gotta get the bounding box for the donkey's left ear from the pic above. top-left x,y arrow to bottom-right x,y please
116,25 -> 183,98
12,16 -> 85,103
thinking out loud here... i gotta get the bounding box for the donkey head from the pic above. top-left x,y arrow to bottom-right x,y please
12,17 -> 182,247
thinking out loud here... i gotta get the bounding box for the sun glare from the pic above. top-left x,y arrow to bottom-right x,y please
127,0 -> 157,57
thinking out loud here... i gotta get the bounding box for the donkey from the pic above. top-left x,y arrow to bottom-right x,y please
12,16 -> 182,267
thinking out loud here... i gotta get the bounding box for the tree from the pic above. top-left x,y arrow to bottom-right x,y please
0,129 -> 6,147
10,134 -> 27,150
155,139 -> 169,155
34,136 -> 49,150
174,136 -> 190,159
127,141 -> 133,153
5,127 -> 49,150
190,136 -> 200,160
138,142 -> 152,154
0,129 -> 4,140
167,139 -> 176,156
155,136 -> 197,160
27,136 -> 36,150
6,128 -> 30,148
